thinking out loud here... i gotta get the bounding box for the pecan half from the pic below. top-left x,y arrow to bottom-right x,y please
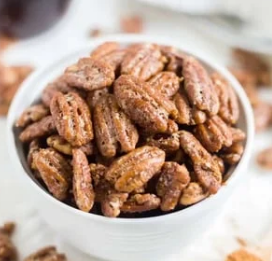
174,91 -> 207,125
101,193 -> 128,217
180,182 -> 208,206
72,149 -> 94,212
212,155 -> 225,174
253,101 -> 272,132
86,87 -> 109,109
0,222 -> 17,261
105,146 -> 165,193
183,56 -> 219,115
212,72 -> 239,125
220,142 -> 244,165
27,139 -> 40,170
90,42 -> 120,59
156,162 -> 190,211
19,115 -> 56,143
179,131 -> 222,194
16,104 -> 49,128
226,249 -> 262,261
121,43 -> 165,81
120,194 -> 161,213
33,148 -> 72,200
231,127 -> 246,143
257,147 -> 272,170
194,115 -> 233,152
93,94 -> 139,157
114,75 -> 175,133
64,58 -> 115,91
50,92 -> 93,146
24,246 -> 67,261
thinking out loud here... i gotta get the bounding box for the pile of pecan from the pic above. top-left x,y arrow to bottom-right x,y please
15,42 -> 246,218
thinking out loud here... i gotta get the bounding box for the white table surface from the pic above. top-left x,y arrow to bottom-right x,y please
1,0 -> 272,260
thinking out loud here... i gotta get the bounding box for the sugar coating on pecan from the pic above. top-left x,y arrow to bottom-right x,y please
179,131 -> 222,194
180,182 -> 208,206
101,193 -> 128,217
24,246 -> 67,261
156,162 -> 190,211
220,142 -> 244,165
64,58 -> 115,91
93,94 -> 139,157
86,87 -> 109,109
121,194 -> 161,213
72,149 -> 94,212
183,56 -> 219,115
50,92 -> 93,146
105,146 -> 165,193
27,139 -> 40,170
33,148 -> 72,200
0,222 -> 17,261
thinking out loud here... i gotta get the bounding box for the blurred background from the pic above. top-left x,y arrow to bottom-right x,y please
1,0 -> 272,260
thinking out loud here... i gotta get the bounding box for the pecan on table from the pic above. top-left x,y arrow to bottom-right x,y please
24,246 -> 67,261
253,101 -> 272,132
180,182 -> 208,206
256,147 -> 272,170
0,222 -> 17,261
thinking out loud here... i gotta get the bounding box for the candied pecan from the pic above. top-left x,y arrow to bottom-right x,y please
33,148 -> 72,200
256,147 -> 272,170
231,127 -> 246,143
174,91 -> 207,125
93,94 -> 139,157
86,88 -> 109,108
24,246 -> 67,261
220,142 -> 244,165
47,135 -> 94,156
120,15 -> 143,33
148,72 -> 180,98
19,116 -> 56,143
72,149 -> 94,212
156,162 -> 190,211
253,101 -> 272,132
183,56 -> 219,115
120,194 -> 161,213
121,43 -> 165,81
212,155 -> 225,174
114,75 -> 175,133
0,222 -> 17,261
90,163 -> 107,186
166,120 -> 179,134
64,58 -> 115,91
194,115 -> 233,153
50,92 -> 93,146
89,28 -> 101,37
179,131 -> 222,194
27,139 -> 40,170
101,193 -> 128,217
16,104 -> 49,128
180,182 -> 208,206
105,146 -> 165,193
90,42 -> 120,59
226,249 -> 262,261
212,72 -> 239,125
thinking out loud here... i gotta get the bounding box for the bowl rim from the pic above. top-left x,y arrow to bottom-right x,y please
7,34 -> 255,224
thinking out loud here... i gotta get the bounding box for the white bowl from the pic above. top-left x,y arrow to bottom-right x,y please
7,35 -> 254,261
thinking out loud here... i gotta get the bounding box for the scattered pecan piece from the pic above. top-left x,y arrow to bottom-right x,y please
89,28 -> 101,38
212,72 -> 239,125
121,43 -> 166,81
225,249 -> 262,261
19,116 -> 56,143
180,182 -> 208,206
179,131 -> 222,194
253,102 -> 272,132
72,149 -> 94,212
120,15 -> 143,34
24,246 -> 67,261
220,142 -> 244,165
93,94 -> 139,157
33,148 -> 72,200
105,146 -> 165,193
256,147 -> 272,170
50,92 -> 93,146
121,194 -> 161,213
0,222 -> 17,261
156,162 -> 190,211
101,193 -> 128,217
64,58 -> 115,91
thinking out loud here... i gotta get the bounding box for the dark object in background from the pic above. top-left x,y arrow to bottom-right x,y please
0,0 -> 71,38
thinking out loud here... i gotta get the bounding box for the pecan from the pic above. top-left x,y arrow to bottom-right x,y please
148,72 -> 180,98
50,92 -> 93,146
121,43 -> 165,81
156,162 -> 190,211
226,249 -> 262,261
179,131 -> 222,194
194,115 -> 233,153
120,194 -> 161,213
90,42 -> 120,59
0,222 -> 17,261
256,147 -> 272,170
120,15 -> 143,34
212,72 -> 239,125
180,182 -> 208,206
27,139 -> 40,170
47,135 -> 94,156
24,246 -> 67,261
231,127 -> 246,143
105,146 -> 165,193
212,155 -> 225,174
114,75 -> 176,133
253,101 -> 272,132
72,149 -> 94,212
16,104 -> 49,128
86,88 -> 109,108
93,94 -> 139,157
166,120 -> 179,134
33,148 -> 72,200
174,91 -> 207,125
19,116 -> 56,143
64,58 -> 115,91
101,193 -> 128,217
183,56 -> 219,115
220,142 -> 244,165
